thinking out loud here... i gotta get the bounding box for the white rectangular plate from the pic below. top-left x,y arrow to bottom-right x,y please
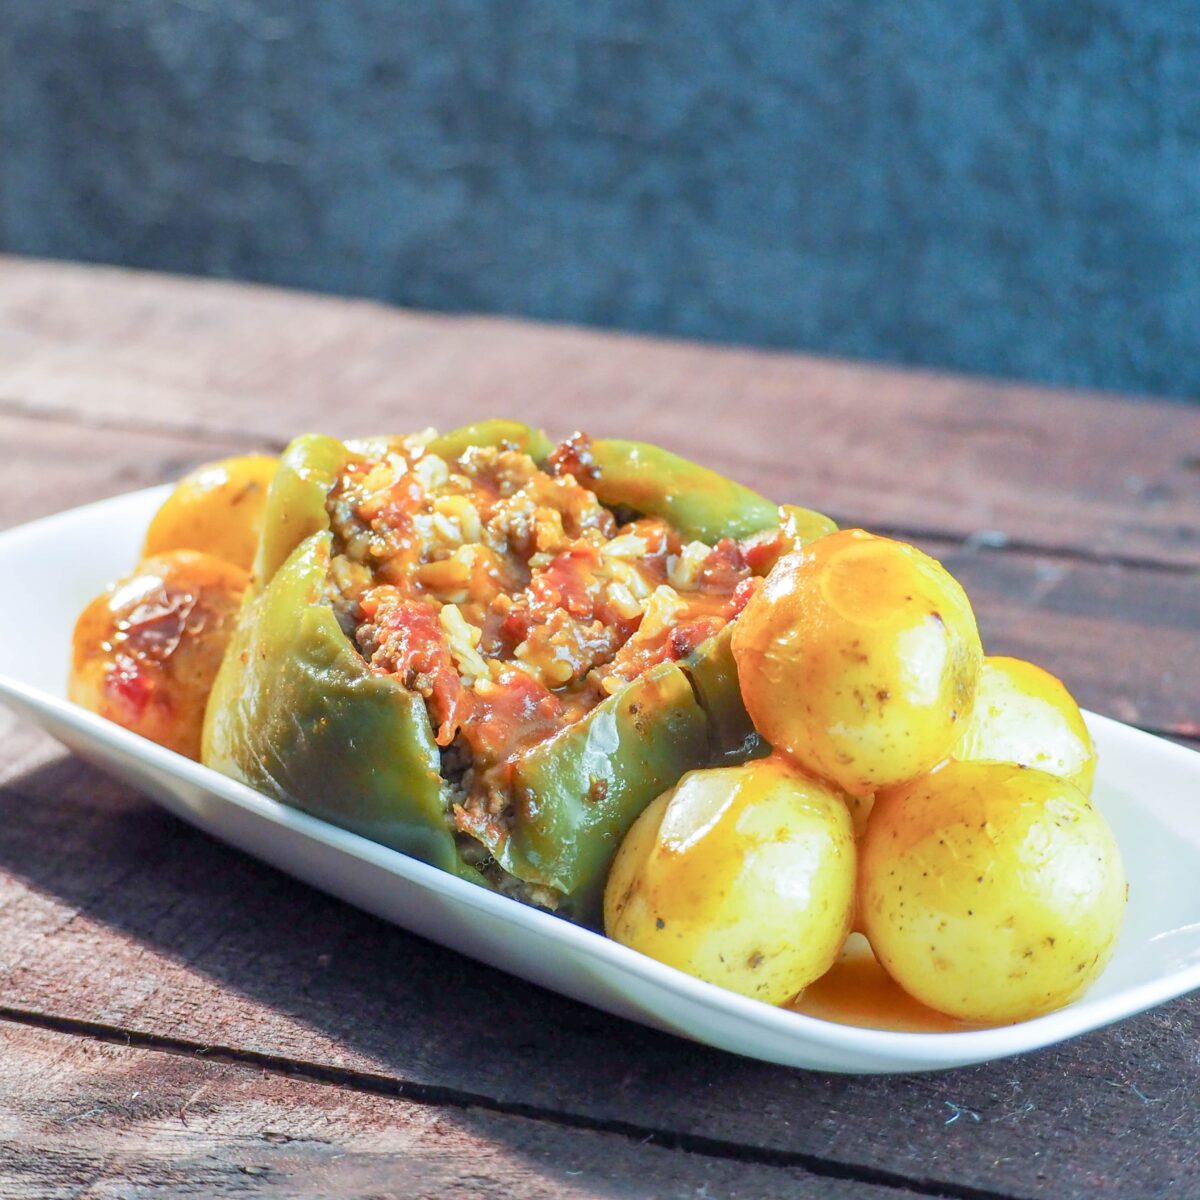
2,487 -> 1199,1073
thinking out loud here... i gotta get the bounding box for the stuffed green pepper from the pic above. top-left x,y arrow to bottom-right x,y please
201,422 -> 832,923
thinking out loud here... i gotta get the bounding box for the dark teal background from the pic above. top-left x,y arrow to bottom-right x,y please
2,2 -> 1197,399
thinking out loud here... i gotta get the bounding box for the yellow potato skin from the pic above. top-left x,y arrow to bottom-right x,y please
861,762 -> 1126,1024
731,530 -> 983,796
143,454 -> 278,572
69,550 -> 249,760
952,656 -> 1096,797
604,755 -> 856,1005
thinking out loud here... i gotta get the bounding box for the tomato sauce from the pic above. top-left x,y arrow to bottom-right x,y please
358,589 -> 468,745
331,437 -> 760,789
791,935 -> 974,1033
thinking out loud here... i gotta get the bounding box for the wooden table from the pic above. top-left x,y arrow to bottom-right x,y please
1,257 -> 1198,1199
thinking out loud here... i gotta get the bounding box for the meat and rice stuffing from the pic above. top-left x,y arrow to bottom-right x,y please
321,430 -> 765,894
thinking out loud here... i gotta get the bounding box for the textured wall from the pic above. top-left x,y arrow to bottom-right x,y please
2,2 -> 1198,398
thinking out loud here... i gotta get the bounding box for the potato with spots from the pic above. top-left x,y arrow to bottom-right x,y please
605,755 -> 856,1004
731,529 -> 983,796
860,761 -> 1126,1024
70,550 -> 249,760
143,453 -> 278,572
952,656 -> 1097,797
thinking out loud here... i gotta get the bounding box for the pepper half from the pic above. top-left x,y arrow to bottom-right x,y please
583,438 -> 779,543
203,423 -> 824,924
204,528 -> 474,878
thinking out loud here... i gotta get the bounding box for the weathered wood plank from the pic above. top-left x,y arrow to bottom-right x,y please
0,727 -> 1197,1200
923,539 -> 1200,737
2,256 -> 1199,1199
1,1021 -> 906,1200
0,413 -> 261,527
1,256 -> 1198,567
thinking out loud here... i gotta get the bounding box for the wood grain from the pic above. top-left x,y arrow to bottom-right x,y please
2,256 -> 1199,1199
2,257 -> 1198,568
0,727 -> 1197,1200
0,412 -> 259,527
1,1022 -> 910,1200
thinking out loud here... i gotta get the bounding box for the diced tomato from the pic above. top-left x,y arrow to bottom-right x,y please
731,576 -> 761,614
547,432 -> 599,484
363,591 -> 468,746
699,538 -> 750,592
742,531 -> 784,574
358,477 -> 423,527
498,604 -> 533,651
527,546 -> 601,621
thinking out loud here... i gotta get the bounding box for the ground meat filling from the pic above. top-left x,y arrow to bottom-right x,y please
326,430 -> 759,878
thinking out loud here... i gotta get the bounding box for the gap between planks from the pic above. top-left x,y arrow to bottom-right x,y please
0,1005 -> 1018,1200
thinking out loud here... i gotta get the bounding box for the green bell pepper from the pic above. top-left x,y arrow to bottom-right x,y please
427,425 -> 781,545
585,438 -> 779,543
202,422 -> 827,922
461,660 -> 708,922
680,623 -> 766,766
252,432 -> 350,584
426,418 -> 554,463
205,529 -> 473,878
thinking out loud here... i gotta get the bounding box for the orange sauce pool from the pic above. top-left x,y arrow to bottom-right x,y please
789,935 -> 982,1033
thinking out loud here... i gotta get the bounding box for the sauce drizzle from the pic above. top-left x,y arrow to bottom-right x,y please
791,935 -> 982,1034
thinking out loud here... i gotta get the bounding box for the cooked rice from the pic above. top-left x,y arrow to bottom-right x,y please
325,431 -> 761,844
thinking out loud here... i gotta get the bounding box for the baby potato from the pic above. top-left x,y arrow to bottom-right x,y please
731,529 -> 983,796
860,761 -> 1126,1024
70,550 -> 249,760
143,453 -> 278,571
953,656 -> 1096,797
604,755 -> 856,1005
